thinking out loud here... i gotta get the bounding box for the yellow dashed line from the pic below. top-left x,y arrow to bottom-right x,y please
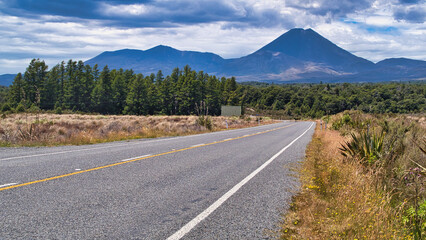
0,123 -> 296,192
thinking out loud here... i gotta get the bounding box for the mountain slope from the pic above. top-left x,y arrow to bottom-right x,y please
85,46 -> 225,75
84,28 -> 425,82
0,74 -> 16,86
254,28 -> 374,71
223,28 -> 376,81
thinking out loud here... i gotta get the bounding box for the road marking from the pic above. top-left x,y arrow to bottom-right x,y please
0,123 -> 300,192
0,183 -> 18,188
0,145 -> 129,162
191,144 -> 205,147
166,122 -> 314,240
0,122 -> 286,162
75,169 -> 81,171
121,154 -> 152,162
224,138 -> 233,141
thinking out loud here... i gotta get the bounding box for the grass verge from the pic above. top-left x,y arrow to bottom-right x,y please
0,113 -> 278,147
279,121 -> 417,239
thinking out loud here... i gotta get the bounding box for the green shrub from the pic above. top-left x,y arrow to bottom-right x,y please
15,103 -> 25,113
28,104 -> 41,113
339,130 -> 386,166
55,107 -> 63,114
197,115 -> 212,130
1,103 -> 11,112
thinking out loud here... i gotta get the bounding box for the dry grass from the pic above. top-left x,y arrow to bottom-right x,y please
0,113 -> 277,146
279,122 -> 410,239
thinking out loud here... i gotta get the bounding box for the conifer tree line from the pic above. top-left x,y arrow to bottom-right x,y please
3,58 -> 425,117
6,59 -> 238,115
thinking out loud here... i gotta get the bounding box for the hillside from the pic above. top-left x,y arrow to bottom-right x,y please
0,74 -> 16,86
86,46 -> 225,75
85,28 -> 426,83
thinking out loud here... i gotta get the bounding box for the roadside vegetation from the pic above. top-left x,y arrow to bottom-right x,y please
0,112 -> 276,147
279,111 -> 425,239
0,59 -> 425,237
0,59 -> 424,119
0,113 -> 274,147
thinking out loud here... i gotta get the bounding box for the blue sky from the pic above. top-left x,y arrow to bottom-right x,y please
0,0 -> 425,74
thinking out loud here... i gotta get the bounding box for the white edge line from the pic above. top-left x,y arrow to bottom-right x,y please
0,183 -> 18,188
121,154 -> 152,162
166,122 -> 314,240
0,122 -> 289,162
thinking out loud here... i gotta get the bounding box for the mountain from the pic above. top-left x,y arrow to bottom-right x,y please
86,45 -> 225,75
85,28 -> 424,82
223,28 -> 378,81
341,58 -> 426,82
0,74 -> 16,86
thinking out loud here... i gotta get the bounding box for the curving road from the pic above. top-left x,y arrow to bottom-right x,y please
0,121 -> 314,239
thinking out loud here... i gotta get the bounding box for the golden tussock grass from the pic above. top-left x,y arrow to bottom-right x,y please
279,122 -> 409,239
0,113 -> 277,146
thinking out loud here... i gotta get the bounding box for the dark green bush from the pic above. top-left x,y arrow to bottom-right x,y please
15,103 -> 25,113
55,107 -> 63,114
1,103 -> 11,112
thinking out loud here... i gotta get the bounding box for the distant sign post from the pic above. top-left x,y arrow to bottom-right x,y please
221,106 -> 242,116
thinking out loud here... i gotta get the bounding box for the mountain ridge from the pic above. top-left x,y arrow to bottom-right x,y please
1,28 -> 425,86
85,28 -> 425,83
0,74 -> 16,86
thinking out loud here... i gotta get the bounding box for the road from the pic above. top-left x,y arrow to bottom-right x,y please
0,121 -> 314,239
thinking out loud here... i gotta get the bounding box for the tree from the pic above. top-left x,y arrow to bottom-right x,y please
80,64 -> 94,112
22,59 -> 48,106
9,73 -> 25,106
40,65 -> 60,110
63,60 -> 82,111
124,74 -> 148,115
92,65 -> 113,113
55,61 -> 66,108
111,73 -> 127,114
205,76 -> 221,115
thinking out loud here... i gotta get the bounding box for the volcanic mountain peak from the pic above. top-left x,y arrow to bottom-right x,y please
81,28 -> 424,83
254,28 -> 374,70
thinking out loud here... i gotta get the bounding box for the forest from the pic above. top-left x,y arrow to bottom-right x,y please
1,59 -> 425,117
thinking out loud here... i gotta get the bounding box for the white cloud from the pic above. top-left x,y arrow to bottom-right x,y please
102,3 -> 152,16
0,0 -> 425,74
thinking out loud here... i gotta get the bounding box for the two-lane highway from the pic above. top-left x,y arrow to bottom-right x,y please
0,121 -> 314,239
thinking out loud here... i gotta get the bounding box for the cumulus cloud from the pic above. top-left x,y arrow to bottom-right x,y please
394,6 -> 425,23
0,0 -> 425,74
286,0 -> 374,18
1,0 -> 295,28
397,0 -> 422,4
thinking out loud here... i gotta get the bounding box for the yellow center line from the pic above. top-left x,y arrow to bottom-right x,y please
0,123 -> 297,192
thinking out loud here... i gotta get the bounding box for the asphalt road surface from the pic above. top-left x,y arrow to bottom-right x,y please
0,121 -> 315,239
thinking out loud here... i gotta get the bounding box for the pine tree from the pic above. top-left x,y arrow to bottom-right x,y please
124,74 -> 148,115
146,74 -> 159,114
22,59 -> 48,107
80,65 -> 94,112
205,75 -> 222,115
64,60 -> 78,110
91,65 -> 113,113
158,76 -> 174,115
111,72 -> 127,114
9,73 -> 24,106
55,61 -> 66,109
170,67 -> 180,114
40,65 -> 60,110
